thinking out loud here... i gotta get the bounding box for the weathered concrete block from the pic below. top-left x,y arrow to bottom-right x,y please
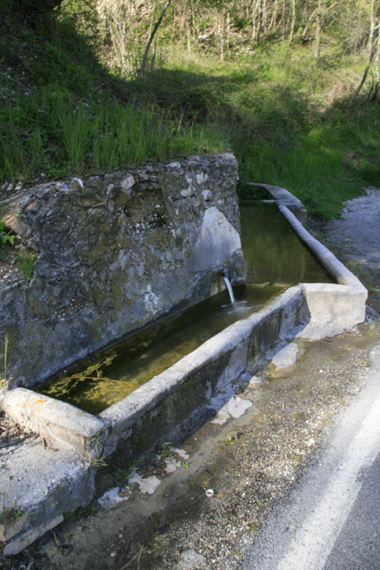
3,516 -> 64,556
1,388 -> 110,459
0,441 -> 95,555
277,204 -> 368,339
268,342 -> 299,374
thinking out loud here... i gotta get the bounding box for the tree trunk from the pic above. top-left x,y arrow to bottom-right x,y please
138,0 -> 172,78
252,0 -> 258,41
368,0 -> 376,61
257,0 -> 262,42
289,0 -> 296,45
373,28 -> 380,101
187,0 -> 193,56
262,0 -> 267,35
227,3 -> 230,53
269,0 -> 278,32
350,49 -> 376,105
218,9 -> 225,61
302,8 -> 317,40
314,0 -> 321,58
351,1 -> 377,104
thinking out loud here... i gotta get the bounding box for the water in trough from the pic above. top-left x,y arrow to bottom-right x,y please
37,201 -> 332,414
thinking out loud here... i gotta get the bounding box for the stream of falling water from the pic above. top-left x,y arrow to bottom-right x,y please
223,275 -> 235,304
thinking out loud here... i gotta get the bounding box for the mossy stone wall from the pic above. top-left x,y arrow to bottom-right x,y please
0,153 -> 245,389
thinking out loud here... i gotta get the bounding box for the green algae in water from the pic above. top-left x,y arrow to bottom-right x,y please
37,285 -> 282,415
240,201 -> 333,285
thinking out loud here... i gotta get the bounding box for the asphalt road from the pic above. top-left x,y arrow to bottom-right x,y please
242,342 -> 380,570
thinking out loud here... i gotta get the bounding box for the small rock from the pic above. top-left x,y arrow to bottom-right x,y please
3,216 -> 28,237
164,459 -> 181,474
129,475 -> 161,495
177,549 -> 207,569
271,343 -> 299,372
211,396 -> 252,424
249,374 -> 262,385
121,174 -> 135,191
202,190 -> 213,201
98,487 -> 126,508
173,448 -> 189,461
168,162 -> 181,169
196,172 -> 208,185
69,177 -> 83,190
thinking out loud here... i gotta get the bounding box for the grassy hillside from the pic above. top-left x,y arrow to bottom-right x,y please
1,2 -> 379,218
0,9 -> 225,192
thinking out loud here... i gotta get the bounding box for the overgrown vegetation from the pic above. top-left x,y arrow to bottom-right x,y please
0,335 -> 10,388
0,0 -> 379,218
0,214 -> 15,260
0,500 -> 22,524
115,460 -> 137,483
16,252 -> 37,299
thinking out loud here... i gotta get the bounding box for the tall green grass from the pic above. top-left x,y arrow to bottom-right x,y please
0,90 -> 226,182
133,45 -> 380,218
0,8 -> 225,185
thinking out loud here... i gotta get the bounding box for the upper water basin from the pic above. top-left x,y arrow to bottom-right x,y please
240,200 -> 333,285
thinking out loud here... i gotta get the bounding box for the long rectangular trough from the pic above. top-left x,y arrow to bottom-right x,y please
0,188 -> 367,555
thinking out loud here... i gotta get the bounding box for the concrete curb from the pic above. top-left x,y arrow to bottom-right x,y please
246,182 -> 307,222
0,186 -> 367,555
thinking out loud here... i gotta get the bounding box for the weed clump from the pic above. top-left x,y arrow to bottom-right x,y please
16,252 -> 37,299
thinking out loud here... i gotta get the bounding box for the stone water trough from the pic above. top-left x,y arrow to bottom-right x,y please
0,154 -> 367,555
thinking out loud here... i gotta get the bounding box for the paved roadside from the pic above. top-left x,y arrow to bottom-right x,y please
243,341 -> 380,570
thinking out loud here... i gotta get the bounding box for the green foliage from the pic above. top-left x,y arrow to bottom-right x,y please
87,502 -> 98,517
1,0 -> 379,220
0,502 -> 23,524
0,215 -> 15,260
63,502 -> 98,521
16,252 -> 37,299
0,84 -> 225,181
92,457 -> 108,468
159,441 -> 174,459
0,335 -> 10,388
0,8 -> 226,184
132,43 -> 379,218
115,461 -> 137,483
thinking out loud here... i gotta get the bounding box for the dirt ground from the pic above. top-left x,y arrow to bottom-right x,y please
1,187 -> 380,570
309,185 -> 380,312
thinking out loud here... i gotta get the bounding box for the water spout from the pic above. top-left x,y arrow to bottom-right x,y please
223,274 -> 235,304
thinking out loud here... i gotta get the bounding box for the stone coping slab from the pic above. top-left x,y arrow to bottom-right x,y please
0,389 -> 110,460
0,437 -> 94,556
0,190 -> 368,555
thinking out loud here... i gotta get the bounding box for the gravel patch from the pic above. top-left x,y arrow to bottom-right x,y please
143,324 -> 380,570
